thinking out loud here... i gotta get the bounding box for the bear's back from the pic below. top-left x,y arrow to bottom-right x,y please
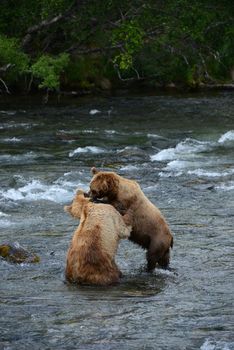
82,203 -> 122,257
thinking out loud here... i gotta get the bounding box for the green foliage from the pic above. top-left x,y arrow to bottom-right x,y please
0,35 -> 29,79
31,53 -> 69,90
0,0 -> 233,92
112,20 -> 144,71
41,0 -> 71,19
0,1 -> 42,36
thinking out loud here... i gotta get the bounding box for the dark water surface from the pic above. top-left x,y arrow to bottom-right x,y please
0,93 -> 233,350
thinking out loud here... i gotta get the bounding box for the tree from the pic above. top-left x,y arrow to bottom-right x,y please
0,0 -> 233,93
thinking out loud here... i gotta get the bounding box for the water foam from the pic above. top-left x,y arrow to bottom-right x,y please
0,122 -> 38,130
151,138 -> 211,162
0,152 -> 38,164
104,129 -> 118,135
0,178 -> 88,203
216,180 -> 234,191
0,218 -> 12,228
2,137 -> 22,143
0,212 -> 12,227
120,165 -> 139,171
147,133 -> 166,139
151,147 -> 177,161
82,129 -> 97,134
0,110 -> 16,115
165,159 -> 195,170
200,338 -> 232,350
69,146 -> 105,157
188,168 -> 234,178
0,211 -> 9,217
218,130 -> 234,144
117,146 -> 142,154
89,109 -> 101,115
152,133 -> 234,182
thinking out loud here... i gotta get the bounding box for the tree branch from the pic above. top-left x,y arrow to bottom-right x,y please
67,43 -> 123,54
204,19 -> 234,34
113,63 -> 143,81
0,64 -> 13,93
0,63 -> 14,73
21,1 -> 86,49
22,14 -> 66,49
0,77 -> 10,94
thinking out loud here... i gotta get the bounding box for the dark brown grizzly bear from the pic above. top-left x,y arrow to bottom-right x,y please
89,168 -> 173,271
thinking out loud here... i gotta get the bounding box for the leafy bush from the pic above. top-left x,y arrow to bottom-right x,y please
31,53 -> 69,90
0,35 -> 29,79
112,20 -> 144,71
0,0 -> 233,92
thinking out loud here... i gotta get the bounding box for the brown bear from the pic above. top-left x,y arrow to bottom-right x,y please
89,167 -> 173,271
64,190 -> 132,285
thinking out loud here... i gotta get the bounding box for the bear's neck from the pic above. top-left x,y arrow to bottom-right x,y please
117,178 -> 144,205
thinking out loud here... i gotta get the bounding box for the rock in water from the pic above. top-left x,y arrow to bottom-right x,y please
0,242 -> 40,264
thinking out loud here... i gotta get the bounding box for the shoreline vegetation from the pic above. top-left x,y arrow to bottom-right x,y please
0,1 -> 233,99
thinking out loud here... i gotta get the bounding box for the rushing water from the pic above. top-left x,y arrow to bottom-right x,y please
0,92 -> 233,350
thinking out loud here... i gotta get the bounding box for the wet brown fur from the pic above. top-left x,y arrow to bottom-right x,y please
64,190 -> 132,285
89,167 -> 173,271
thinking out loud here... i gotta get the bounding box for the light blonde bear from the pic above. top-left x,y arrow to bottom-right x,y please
64,190 -> 132,285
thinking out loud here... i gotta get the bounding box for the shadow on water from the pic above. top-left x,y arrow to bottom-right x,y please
65,268 -> 176,300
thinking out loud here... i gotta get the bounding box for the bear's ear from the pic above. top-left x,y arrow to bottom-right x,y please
76,189 -> 84,196
91,167 -> 99,175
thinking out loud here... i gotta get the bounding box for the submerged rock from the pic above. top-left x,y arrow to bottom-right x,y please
0,242 -> 40,264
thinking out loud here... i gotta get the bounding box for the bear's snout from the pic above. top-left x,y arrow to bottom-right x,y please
89,189 -> 99,199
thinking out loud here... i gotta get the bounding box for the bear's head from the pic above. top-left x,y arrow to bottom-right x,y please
89,167 -> 119,201
64,190 -> 90,219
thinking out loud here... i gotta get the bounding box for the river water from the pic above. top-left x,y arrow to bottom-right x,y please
0,92 -> 233,350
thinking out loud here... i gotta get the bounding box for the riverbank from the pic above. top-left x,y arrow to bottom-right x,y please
1,81 -> 234,105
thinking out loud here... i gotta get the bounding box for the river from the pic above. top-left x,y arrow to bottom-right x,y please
0,92 -> 233,350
